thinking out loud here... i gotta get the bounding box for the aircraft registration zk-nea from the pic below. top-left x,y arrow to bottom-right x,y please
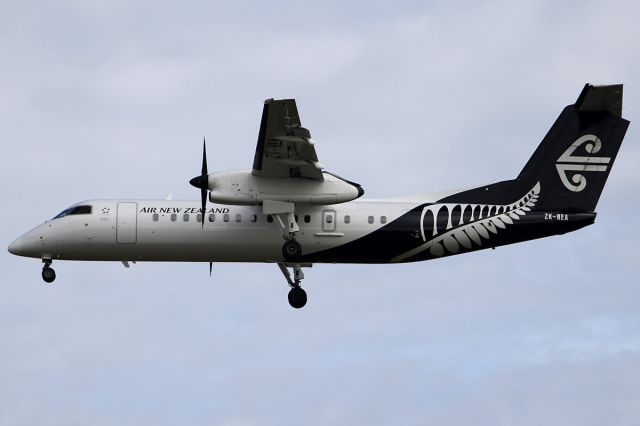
8,84 -> 629,308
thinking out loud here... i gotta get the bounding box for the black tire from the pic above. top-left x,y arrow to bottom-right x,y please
282,240 -> 302,261
42,267 -> 56,283
288,287 -> 307,309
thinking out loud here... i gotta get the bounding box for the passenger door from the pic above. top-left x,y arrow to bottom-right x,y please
116,202 -> 138,243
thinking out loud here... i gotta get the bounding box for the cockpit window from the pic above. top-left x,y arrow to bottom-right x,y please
53,205 -> 92,219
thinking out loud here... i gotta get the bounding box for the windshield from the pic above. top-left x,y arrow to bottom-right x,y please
53,205 -> 92,219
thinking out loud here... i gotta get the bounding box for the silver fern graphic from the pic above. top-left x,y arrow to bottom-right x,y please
392,182 -> 541,262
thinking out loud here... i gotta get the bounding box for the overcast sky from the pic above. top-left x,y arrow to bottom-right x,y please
1,1 -> 639,425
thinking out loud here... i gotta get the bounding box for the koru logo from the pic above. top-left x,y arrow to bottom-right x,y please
555,134 -> 611,192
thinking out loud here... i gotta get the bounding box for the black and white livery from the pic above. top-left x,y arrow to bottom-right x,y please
9,84 -> 630,308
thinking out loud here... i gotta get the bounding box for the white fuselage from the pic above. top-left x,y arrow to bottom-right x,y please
10,199 -> 417,264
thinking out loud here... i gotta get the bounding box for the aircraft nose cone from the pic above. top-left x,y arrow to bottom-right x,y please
8,228 -> 43,259
8,237 -> 23,256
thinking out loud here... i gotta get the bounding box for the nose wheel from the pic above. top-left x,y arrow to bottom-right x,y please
42,260 -> 56,283
278,263 -> 310,309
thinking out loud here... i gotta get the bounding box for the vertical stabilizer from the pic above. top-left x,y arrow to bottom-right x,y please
507,84 -> 629,212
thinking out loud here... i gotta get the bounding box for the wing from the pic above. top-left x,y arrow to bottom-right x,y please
252,99 -> 324,180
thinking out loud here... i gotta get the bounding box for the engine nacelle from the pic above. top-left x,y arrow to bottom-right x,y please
207,170 -> 364,205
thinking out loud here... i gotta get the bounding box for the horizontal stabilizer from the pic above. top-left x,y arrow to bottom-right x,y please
575,84 -> 623,117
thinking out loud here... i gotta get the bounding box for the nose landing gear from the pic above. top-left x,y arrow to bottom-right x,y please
41,259 -> 56,283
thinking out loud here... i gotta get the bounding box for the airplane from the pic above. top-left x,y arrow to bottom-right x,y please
8,84 -> 629,309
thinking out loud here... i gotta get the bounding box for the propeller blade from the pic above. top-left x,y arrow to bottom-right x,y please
201,138 -> 208,176
201,138 -> 207,228
201,189 -> 206,228
188,138 -> 209,229
209,262 -> 213,276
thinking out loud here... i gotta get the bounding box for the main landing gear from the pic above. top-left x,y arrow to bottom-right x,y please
282,239 -> 302,260
278,263 -> 310,309
272,212 -> 301,261
264,200 -> 303,262
42,259 -> 56,283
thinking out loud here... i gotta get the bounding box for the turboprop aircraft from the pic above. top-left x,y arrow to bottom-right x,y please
8,84 -> 629,308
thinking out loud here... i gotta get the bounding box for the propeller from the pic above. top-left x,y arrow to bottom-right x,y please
189,138 -> 213,277
189,138 -> 209,229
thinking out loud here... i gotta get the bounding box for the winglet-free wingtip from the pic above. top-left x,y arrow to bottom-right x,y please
575,83 -> 623,117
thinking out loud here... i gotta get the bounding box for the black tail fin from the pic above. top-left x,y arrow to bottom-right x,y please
507,84 -> 629,212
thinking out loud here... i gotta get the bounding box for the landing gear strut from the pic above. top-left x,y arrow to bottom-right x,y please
278,263 -> 309,309
272,211 -> 301,261
42,259 -> 56,283
263,200 -> 303,262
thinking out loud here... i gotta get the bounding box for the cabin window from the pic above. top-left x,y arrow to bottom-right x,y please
196,213 -> 202,223
368,215 -> 374,224
235,214 -> 242,222
344,215 -> 351,224
208,213 -> 215,222
223,213 -> 230,222
251,214 -> 257,223
183,213 -> 190,222
267,215 -> 273,223
171,213 -> 177,222
304,215 -> 310,223
152,213 -> 159,222
326,215 -> 333,224
380,216 -> 387,224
